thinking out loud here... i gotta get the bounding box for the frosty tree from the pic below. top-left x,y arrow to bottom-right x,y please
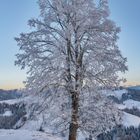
15,0 -> 127,140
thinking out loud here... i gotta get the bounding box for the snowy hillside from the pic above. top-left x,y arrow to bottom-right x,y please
123,99 -> 140,110
102,89 -> 140,127
122,112 -> 140,127
0,129 -> 62,140
0,89 -> 22,101
101,89 -> 127,100
0,98 -> 23,105
0,89 -> 140,139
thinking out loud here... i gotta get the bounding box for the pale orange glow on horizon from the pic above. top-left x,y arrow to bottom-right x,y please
0,83 -> 25,90
1,80 -> 140,90
122,81 -> 140,87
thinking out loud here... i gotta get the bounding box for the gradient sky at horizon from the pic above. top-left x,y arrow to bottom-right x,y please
0,0 -> 140,89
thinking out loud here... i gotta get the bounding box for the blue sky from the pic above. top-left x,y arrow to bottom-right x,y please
0,0 -> 39,89
0,0 -> 140,89
109,0 -> 140,85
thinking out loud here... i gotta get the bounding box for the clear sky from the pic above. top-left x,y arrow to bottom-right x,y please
0,0 -> 140,89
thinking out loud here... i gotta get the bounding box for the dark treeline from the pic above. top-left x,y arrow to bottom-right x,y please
97,125 -> 140,140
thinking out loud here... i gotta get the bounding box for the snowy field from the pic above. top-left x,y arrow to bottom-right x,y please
0,89 -> 140,139
123,99 -> 140,110
103,89 -> 140,127
0,130 -> 62,140
0,99 -> 21,105
122,112 -> 140,127
101,89 -> 127,100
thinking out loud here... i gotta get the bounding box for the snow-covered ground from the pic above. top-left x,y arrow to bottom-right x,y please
123,99 -> 140,110
116,99 -> 140,110
102,89 -> 140,127
0,129 -> 62,140
2,110 -> 13,117
0,89 -> 140,139
0,98 -> 23,105
0,96 -> 31,105
102,89 -> 127,100
122,112 -> 140,127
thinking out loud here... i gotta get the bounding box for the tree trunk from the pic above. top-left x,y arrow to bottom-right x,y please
69,93 -> 79,140
66,38 -> 79,140
67,19 -> 82,140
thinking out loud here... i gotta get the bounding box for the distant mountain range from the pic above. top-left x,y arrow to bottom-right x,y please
127,85 -> 140,90
0,89 -> 22,101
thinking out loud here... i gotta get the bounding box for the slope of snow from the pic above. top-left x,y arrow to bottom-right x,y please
0,96 -> 30,105
0,89 -> 140,139
0,129 -> 62,140
3,111 -> 13,117
116,104 -> 126,110
123,99 -> 140,110
102,89 -> 127,100
122,112 -> 140,127
0,98 -> 23,105
117,99 -> 140,110
20,118 -> 43,131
